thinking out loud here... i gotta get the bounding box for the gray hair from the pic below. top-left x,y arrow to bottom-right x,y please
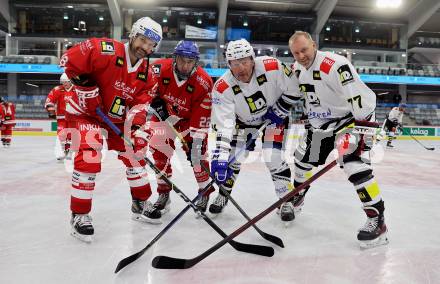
289,31 -> 314,44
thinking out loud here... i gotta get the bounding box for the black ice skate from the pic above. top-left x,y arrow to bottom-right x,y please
279,200 -> 295,225
153,192 -> 171,214
132,199 -> 162,224
209,191 -> 229,216
70,213 -> 94,243
386,141 -> 394,148
193,194 -> 210,219
358,203 -> 389,249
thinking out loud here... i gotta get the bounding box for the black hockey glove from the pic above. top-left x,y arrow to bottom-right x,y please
185,138 -> 206,166
149,96 -> 169,121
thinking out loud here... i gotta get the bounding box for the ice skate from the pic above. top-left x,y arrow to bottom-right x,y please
153,192 -> 171,215
132,199 -> 162,224
70,213 -> 94,243
358,204 -> 389,249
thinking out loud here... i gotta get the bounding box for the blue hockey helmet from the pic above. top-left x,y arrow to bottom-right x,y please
173,40 -> 200,59
173,41 -> 200,80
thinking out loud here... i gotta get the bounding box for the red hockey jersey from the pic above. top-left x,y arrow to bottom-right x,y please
151,58 -> 213,134
45,85 -> 75,119
61,38 -> 158,126
0,102 -> 16,126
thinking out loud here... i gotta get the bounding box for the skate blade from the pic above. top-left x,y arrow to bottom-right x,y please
159,206 -> 170,215
134,214 -> 162,225
359,235 -> 389,250
71,231 -> 92,243
56,158 -> 65,163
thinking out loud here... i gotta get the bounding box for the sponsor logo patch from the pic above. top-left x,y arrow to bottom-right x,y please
320,57 -> 335,74
215,79 -> 229,94
256,74 -> 267,86
100,41 -> 115,54
245,91 -> 267,114
337,64 -> 354,85
109,96 -> 126,118
263,58 -> 279,71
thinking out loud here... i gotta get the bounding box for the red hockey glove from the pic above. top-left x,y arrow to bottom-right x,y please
130,127 -> 150,160
74,86 -> 102,116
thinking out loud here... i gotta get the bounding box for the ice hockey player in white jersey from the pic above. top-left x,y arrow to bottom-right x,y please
289,31 -> 388,248
384,104 -> 405,148
210,39 -> 301,221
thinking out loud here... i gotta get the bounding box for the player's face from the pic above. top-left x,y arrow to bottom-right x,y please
175,55 -> 197,77
130,35 -> 157,59
229,56 -> 254,83
62,81 -> 72,90
289,36 -> 316,68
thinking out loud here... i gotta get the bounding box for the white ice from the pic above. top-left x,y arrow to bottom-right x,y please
1,135 -> 440,284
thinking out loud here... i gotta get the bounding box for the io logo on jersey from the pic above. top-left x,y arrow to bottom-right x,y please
246,91 -> 267,113
101,41 -> 115,54
299,84 -> 320,106
109,96 -> 126,118
337,64 -> 354,85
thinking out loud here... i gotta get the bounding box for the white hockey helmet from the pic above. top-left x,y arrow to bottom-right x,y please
60,73 -> 70,84
129,17 -> 163,49
225,39 -> 255,62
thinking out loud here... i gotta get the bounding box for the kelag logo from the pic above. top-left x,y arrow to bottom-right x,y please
403,127 -> 435,136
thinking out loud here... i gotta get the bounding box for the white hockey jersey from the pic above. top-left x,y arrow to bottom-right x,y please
293,50 -> 376,130
387,107 -> 403,124
211,56 -> 300,146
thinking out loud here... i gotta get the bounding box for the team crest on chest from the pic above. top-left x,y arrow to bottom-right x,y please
186,84 -> 195,93
313,70 -> 321,80
115,57 -> 124,67
109,96 -> 126,118
256,74 -> 267,86
162,78 -> 170,85
282,63 -> 292,77
137,72 -> 147,81
232,85 -> 242,95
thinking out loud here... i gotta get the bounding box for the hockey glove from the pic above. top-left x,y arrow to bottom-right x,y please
74,86 -> 102,117
150,96 -> 170,121
46,105 -> 56,119
210,159 -> 233,184
185,137 -> 207,166
130,126 -> 150,160
263,101 -> 288,126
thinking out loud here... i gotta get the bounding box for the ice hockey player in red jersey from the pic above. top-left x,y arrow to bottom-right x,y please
45,73 -> 75,161
61,17 -> 162,242
148,40 -> 214,215
0,97 -> 16,147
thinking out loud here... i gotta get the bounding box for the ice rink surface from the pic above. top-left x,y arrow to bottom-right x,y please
1,135 -> 440,284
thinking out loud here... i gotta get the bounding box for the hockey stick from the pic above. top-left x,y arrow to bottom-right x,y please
114,117 -> 275,273
152,159 -> 338,269
149,108 -> 284,248
409,133 -> 435,151
94,108 -> 274,273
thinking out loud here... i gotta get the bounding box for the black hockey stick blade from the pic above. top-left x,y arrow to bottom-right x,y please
259,231 -> 284,248
115,251 -> 145,273
152,256 -> 193,270
151,160 -> 337,270
152,240 -> 273,270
